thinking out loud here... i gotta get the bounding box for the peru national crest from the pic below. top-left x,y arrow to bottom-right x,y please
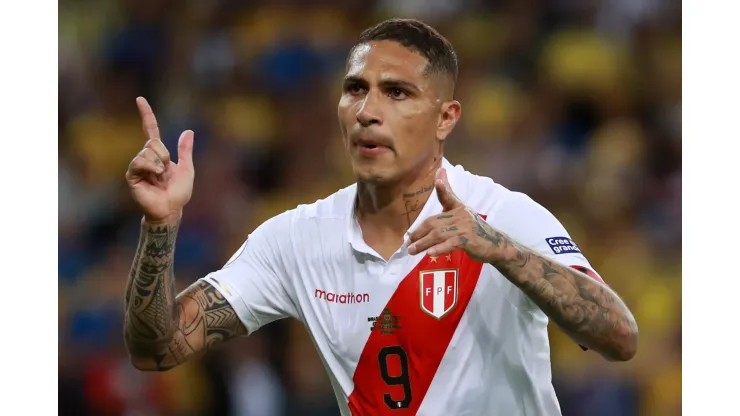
419,269 -> 458,319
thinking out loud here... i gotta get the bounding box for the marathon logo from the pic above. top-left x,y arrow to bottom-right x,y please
546,237 -> 581,255
315,289 -> 369,304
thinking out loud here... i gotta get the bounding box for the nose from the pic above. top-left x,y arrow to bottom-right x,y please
356,94 -> 382,127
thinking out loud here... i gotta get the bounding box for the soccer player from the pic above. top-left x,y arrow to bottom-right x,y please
123,18 -> 638,415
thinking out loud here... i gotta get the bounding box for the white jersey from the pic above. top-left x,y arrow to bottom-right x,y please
201,159 -> 602,416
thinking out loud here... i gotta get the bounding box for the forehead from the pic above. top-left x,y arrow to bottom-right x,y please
346,41 -> 429,81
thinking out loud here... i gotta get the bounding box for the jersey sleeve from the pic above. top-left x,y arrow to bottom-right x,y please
491,194 -> 604,311
199,212 -> 298,335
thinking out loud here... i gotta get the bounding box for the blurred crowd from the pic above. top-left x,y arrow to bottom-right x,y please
58,0 -> 682,415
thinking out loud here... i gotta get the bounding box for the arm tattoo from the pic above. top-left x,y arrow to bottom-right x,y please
148,281 -> 247,371
475,217 -> 638,360
123,221 -> 247,371
124,221 -> 179,353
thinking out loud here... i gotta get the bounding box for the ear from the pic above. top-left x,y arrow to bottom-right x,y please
436,100 -> 462,143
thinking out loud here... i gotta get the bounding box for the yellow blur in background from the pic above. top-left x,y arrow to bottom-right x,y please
58,0 -> 681,415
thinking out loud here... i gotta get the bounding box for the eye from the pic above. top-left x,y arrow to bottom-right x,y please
345,83 -> 366,95
388,88 -> 408,100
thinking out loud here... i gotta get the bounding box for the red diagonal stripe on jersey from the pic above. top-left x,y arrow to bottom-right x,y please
348,246 -> 485,415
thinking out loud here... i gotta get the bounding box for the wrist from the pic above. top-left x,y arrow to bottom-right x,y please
143,210 -> 183,227
484,232 -> 524,267
485,245 -> 510,266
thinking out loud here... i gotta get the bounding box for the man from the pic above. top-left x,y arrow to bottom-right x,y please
123,18 -> 638,415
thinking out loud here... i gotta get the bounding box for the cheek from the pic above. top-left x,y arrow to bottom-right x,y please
395,110 -> 437,152
337,100 -> 354,133
393,104 -> 424,134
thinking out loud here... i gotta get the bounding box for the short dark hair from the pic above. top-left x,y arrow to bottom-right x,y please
349,18 -> 459,84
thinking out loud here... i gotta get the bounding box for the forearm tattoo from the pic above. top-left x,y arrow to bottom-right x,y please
124,221 -> 180,356
124,222 -> 246,370
474,216 -> 637,358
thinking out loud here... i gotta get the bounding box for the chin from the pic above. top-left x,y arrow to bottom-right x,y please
354,169 -> 389,184
352,164 -> 397,185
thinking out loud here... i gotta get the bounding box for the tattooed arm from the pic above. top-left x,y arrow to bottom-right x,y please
123,97 -> 248,370
476,215 -> 639,361
124,220 -> 246,371
408,168 -> 638,362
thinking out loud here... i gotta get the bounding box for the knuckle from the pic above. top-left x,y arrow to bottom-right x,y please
157,142 -> 170,155
139,148 -> 154,158
140,148 -> 162,164
146,140 -> 169,155
131,158 -> 148,170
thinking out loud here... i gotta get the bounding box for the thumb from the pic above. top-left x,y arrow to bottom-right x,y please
176,130 -> 195,170
435,168 -> 461,211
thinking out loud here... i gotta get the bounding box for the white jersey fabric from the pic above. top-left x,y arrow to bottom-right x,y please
201,159 -> 602,416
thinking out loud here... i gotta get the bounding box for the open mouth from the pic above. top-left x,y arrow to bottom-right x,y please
355,141 -> 389,156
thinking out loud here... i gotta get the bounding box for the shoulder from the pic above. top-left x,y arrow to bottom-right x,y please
253,184 -> 354,238
449,162 -> 565,240
448,162 -> 525,215
291,183 -> 356,222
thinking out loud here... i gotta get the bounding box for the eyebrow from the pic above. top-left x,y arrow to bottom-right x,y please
343,76 -> 422,94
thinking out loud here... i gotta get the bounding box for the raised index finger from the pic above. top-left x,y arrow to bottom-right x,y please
136,96 -> 161,142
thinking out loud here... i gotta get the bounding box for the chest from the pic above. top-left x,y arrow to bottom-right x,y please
293,243 -> 516,367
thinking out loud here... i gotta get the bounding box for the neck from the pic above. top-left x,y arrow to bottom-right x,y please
356,158 -> 442,236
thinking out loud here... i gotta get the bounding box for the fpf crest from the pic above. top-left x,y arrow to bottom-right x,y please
419,269 -> 458,319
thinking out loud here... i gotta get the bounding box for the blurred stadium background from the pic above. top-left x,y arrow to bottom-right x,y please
58,0 -> 681,415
